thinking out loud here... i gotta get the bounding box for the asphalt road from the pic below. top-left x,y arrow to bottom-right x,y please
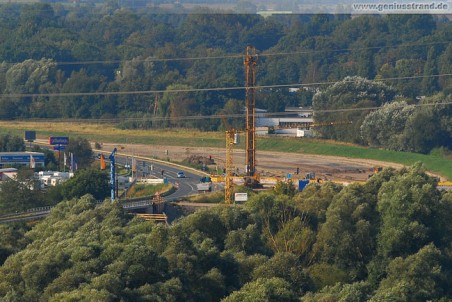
31,139 -> 212,199
113,153 -> 215,201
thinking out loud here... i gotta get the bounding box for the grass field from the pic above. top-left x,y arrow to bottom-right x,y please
1,121 -> 451,180
127,183 -> 172,198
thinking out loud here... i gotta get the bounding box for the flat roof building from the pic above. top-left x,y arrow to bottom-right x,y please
0,152 -> 45,168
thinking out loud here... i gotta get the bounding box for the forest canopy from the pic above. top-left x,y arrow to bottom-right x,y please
0,6 -> 450,121
1,164 -> 451,301
0,5 -> 450,152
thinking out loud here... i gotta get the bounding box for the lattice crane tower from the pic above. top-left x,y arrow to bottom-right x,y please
244,46 -> 258,186
225,129 -> 235,204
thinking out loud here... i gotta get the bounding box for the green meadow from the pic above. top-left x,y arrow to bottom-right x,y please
1,121 -> 450,180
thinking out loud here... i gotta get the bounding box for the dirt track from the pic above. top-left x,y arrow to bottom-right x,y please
108,143 -> 405,182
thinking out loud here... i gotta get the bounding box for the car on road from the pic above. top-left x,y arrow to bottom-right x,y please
177,171 -> 186,178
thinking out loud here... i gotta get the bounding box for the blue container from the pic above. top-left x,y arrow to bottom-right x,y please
298,180 -> 309,191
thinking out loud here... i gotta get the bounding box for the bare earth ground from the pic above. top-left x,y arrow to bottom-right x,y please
105,143 -> 405,182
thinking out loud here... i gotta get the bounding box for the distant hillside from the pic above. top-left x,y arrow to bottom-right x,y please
0,5 -> 450,153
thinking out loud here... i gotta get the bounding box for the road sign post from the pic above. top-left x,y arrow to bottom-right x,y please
109,148 -> 117,202
53,145 -> 65,151
49,137 -> 69,145
49,137 -> 69,171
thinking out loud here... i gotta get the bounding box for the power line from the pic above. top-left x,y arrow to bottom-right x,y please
2,40 -> 450,66
1,73 -> 451,98
49,41 -> 452,66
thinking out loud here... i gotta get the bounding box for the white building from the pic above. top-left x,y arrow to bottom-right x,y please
36,171 -> 74,188
255,107 -> 314,137
0,168 -> 18,181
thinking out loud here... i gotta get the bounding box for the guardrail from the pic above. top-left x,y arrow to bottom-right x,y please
24,205 -> 53,213
95,148 -> 210,178
137,178 -> 165,184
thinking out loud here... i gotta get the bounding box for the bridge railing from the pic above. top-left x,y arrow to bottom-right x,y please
122,200 -> 153,209
1,198 -> 161,220
24,206 -> 53,213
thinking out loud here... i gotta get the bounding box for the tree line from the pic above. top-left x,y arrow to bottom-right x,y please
0,163 -> 451,300
312,77 -> 452,153
0,5 -> 450,152
0,5 -> 450,121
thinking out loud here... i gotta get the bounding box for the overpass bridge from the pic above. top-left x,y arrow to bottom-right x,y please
2,180 -> 450,224
0,198 -> 162,224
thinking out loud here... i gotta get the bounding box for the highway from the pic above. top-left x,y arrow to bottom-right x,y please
112,151 -> 217,200
31,138 -> 215,199
0,147 -> 221,224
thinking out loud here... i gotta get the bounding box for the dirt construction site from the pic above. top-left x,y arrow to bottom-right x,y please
114,143 -> 407,183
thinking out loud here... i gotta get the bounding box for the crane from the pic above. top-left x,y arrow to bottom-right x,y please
244,45 -> 260,188
220,112 -> 239,204
225,129 -> 236,204
222,46 -> 260,203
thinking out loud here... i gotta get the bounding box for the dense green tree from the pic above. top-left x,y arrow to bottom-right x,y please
0,134 -> 25,152
370,244 -> 443,302
252,252 -> 312,295
273,179 -> 297,197
292,182 -> 342,227
376,163 -> 442,259
31,145 -> 58,170
0,169 -> 45,214
0,223 -> 30,265
312,183 -> 379,280
59,69 -> 107,118
0,59 -> 57,118
114,56 -> 161,115
402,93 -> 452,153
366,164 -> 449,289
421,47 -> 439,95
437,44 -> 452,93
1,165 -> 451,300
245,192 -> 297,253
224,224 -> 268,255
360,100 -> 416,150
218,99 -> 244,131
222,277 -> 298,302
302,281 -> 372,301
392,59 -> 424,98
0,6 -> 448,141
65,137 -> 94,169
158,84 -> 197,127
312,76 -> 397,143
54,169 -> 110,201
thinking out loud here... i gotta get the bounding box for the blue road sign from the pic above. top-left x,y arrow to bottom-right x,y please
49,137 -> 69,145
287,173 -> 292,180
53,145 -> 66,151
0,155 -> 45,163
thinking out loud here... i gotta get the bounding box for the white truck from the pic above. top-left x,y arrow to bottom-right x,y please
196,182 -> 212,192
196,176 -> 212,192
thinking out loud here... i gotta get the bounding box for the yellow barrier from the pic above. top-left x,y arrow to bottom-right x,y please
134,213 -> 168,224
